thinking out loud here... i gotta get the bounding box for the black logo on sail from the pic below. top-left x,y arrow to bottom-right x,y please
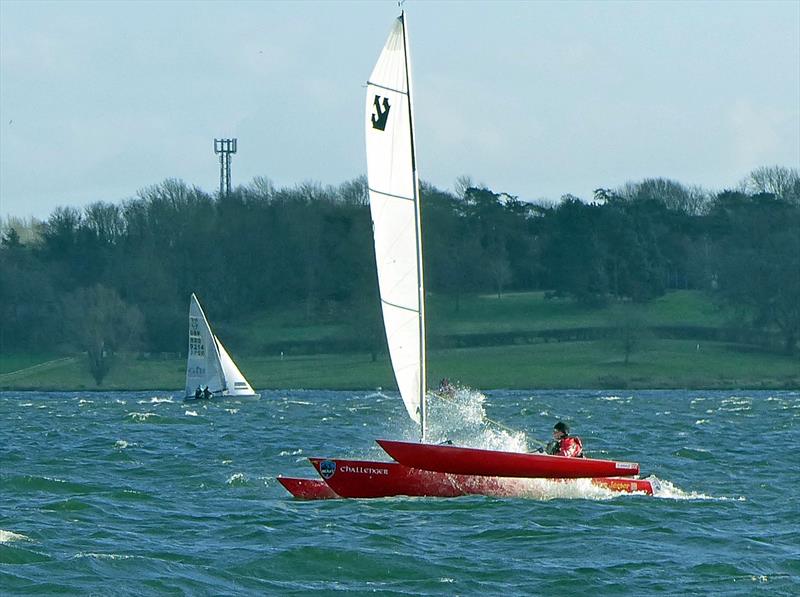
371,95 -> 390,131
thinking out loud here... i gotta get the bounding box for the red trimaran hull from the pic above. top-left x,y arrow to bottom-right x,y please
377,439 -> 640,478
277,457 -> 654,499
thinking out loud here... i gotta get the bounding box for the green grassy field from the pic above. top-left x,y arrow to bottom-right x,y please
2,339 -> 797,392
2,291 -> 797,391
427,289 -> 730,335
0,353 -> 64,375
232,290 -> 733,352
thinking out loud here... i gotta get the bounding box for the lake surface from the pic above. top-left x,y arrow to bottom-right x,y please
1,389 -> 798,595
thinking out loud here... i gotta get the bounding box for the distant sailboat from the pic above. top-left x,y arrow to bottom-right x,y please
185,293 -> 260,400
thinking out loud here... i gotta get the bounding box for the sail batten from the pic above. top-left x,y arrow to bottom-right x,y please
381,299 -> 420,314
368,187 -> 415,202
365,13 -> 427,435
367,81 -> 408,96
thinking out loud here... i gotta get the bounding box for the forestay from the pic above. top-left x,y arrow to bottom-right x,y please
365,14 -> 427,431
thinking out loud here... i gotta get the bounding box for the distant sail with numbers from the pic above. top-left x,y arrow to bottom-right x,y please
185,293 -> 259,400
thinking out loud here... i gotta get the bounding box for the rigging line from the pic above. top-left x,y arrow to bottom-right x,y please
431,390 -> 548,448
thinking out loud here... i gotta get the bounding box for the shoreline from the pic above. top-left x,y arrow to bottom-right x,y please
3,338 -> 798,393
3,381 -> 797,393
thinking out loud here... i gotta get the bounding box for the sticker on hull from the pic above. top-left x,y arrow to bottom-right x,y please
319,460 -> 336,479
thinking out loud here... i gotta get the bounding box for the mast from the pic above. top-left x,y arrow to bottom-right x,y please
400,11 -> 427,442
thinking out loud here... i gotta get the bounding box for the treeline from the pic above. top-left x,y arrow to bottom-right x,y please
1,166 -> 798,367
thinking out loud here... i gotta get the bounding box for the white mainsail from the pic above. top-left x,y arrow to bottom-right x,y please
365,13 -> 427,435
186,293 -> 225,395
184,293 -> 258,399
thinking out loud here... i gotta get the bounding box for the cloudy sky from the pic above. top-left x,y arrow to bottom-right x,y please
1,0 -> 798,219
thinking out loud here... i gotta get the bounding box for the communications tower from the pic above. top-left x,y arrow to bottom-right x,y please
214,138 -> 237,196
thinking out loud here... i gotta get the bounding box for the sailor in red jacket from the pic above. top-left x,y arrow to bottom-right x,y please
545,421 -> 584,457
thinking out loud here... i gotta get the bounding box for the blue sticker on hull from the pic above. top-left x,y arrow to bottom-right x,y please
320,460 -> 336,479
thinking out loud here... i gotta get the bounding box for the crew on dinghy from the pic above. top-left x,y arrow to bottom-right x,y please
192,385 -> 213,400
545,421 -> 584,457
437,378 -> 455,398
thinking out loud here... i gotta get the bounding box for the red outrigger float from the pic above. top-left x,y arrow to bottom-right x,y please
278,477 -> 340,499
277,476 -> 339,500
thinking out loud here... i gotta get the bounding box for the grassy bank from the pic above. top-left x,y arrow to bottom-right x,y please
2,339 -> 797,392
1,291 -> 797,391
231,290 -> 732,354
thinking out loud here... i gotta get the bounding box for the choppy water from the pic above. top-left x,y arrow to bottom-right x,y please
1,389 -> 798,595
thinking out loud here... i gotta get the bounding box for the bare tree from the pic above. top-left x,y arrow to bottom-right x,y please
83,202 -> 125,244
338,176 -> 369,206
454,175 -> 474,200
248,176 -> 276,201
742,166 -> 800,204
63,285 -> 143,385
486,241 -> 512,299
610,305 -> 653,365
616,178 -> 711,215
0,215 -> 43,245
